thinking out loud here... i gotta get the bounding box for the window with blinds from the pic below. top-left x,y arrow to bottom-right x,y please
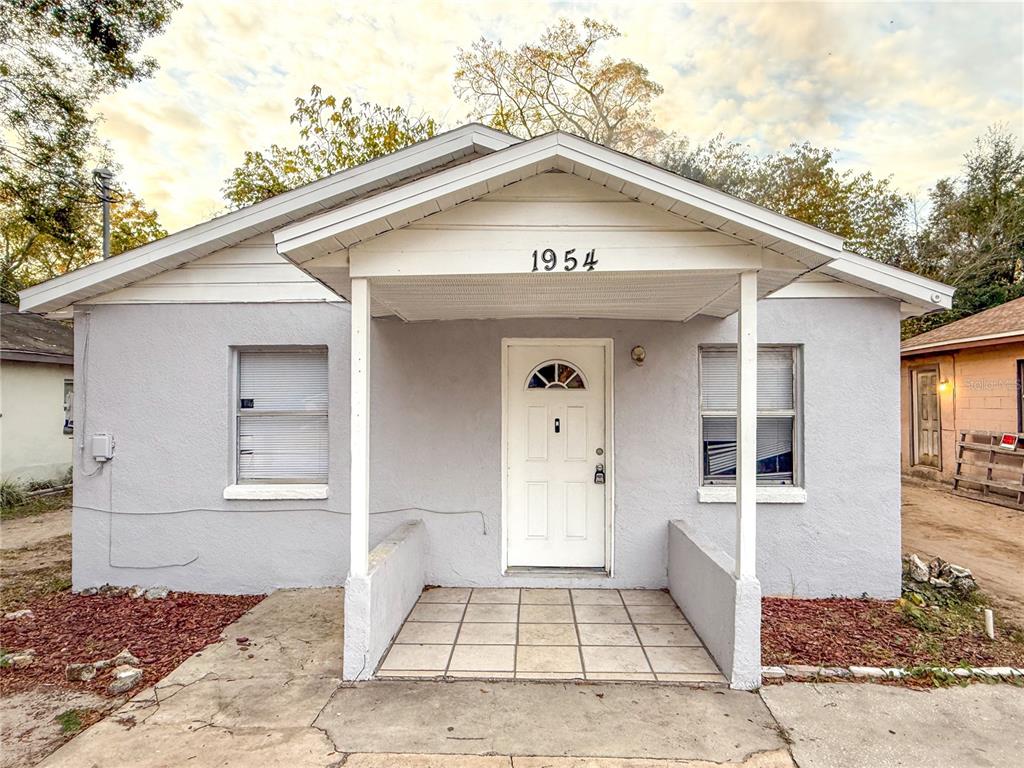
699,346 -> 800,486
236,348 -> 328,483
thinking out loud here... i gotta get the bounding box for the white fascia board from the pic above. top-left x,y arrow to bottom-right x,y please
554,135 -> 845,258
901,329 -> 1024,354
819,251 -> 953,311
19,124 -> 520,314
276,132 -> 847,268
276,134 -> 564,258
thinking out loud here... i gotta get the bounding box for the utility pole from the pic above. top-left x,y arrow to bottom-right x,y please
92,168 -> 114,259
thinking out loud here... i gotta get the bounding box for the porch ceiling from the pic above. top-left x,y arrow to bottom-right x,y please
312,267 -> 802,322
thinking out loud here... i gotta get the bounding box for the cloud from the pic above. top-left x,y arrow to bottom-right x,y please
91,0 -> 1023,231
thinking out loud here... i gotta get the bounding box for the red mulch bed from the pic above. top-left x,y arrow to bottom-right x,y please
762,597 -> 1024,669
0,591 -> 263,697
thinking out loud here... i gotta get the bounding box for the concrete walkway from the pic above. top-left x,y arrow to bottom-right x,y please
38,587 -> 1024,768
762,682 -> 1024,768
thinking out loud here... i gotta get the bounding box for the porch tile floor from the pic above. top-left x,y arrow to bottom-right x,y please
377,588 -> 727,684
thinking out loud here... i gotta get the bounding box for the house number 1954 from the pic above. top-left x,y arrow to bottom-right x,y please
530,248 -> 598,272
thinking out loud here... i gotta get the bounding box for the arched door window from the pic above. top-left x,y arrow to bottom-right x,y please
526,360 -> 587,390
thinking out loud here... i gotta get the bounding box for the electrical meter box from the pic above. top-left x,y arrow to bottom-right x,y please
90,433 -> 115,462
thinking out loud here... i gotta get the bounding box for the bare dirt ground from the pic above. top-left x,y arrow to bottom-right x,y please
902,480 -> 1024,628
1,508 -> 72,552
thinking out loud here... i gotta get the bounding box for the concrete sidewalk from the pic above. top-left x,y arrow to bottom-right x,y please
37,588 -> 1024,768
762,681 -> 1024,768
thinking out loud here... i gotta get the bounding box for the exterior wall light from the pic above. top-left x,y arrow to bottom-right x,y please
631,345 -> 646,366
938,378 -> 951,393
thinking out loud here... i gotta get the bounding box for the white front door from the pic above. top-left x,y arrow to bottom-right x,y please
505,341 -> 610,568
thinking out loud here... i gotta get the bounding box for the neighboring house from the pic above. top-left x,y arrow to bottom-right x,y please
1,302 -> 74,484
900,296 -> 1024,481
19,126 -> 953,689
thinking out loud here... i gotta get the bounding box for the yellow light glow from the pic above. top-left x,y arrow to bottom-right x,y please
938,379 -> 951,393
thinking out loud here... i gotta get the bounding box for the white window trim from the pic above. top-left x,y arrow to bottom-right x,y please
698,344 -> 804,489
231,345 -> 330,489
697,485 -> 807,504
223,483 -> 328,501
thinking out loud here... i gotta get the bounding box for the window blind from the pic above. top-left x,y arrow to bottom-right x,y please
237,349 -> 328,483
700,348 -> 794,411
699,346 -> 798,485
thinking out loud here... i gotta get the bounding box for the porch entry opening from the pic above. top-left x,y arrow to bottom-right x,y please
912,367 -> 941,468
504,340 -> 611,570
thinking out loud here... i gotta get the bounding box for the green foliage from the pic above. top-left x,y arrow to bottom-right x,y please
55,708 -> 84,735
0,479 -> 26,510
0,486 -> 71,521
454,18 -> 664,155
902,126 -> 1024,338
223,87 -> 438,207
658,135 -> 913,266
0,0 -> 177,303
1,187 -> 167,303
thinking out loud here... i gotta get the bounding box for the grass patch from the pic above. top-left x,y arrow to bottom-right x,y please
0,489 -> 71,521
55,708 -> 84,735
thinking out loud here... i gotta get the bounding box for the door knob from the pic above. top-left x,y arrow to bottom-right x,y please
594,463 -> 606,485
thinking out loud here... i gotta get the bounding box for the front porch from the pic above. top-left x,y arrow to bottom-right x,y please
378,587 -> 725,683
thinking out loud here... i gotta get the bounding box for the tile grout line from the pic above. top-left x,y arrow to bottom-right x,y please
568,588 -> 586,680
623,590 -> 657,679
443,589 -> 472,676
513,588 -> 522,677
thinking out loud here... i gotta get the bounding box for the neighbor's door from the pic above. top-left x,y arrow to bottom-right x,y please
506,342 -> 609,568
913,367 -> 941,468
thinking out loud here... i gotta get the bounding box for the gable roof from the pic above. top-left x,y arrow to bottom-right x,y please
901,296 -> 1024,354
1,303 -> 74,364
18,124 -> 518,315
275,131 -> 846,269
273,131 -> 952,313
19,124 -> 953,316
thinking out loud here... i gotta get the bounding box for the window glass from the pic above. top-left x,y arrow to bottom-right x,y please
699,346 -> 799,486
527,361 -> 586,390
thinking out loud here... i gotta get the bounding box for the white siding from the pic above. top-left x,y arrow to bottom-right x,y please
343,174 -> 806,321
86,234 -> 341,305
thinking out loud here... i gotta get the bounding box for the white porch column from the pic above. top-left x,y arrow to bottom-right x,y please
735,270 -> 757,580
350,277 -> 371,577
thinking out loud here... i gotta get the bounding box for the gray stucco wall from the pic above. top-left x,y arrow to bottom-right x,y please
72,296 -> 901,598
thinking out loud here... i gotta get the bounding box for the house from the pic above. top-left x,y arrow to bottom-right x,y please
1,302 -> 74,484
900,296 -> 1024,484
19,126 -> 953,689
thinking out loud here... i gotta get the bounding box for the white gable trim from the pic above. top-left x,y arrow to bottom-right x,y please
272,131 -> 952,313
19,124 -> 519,314
275,132 -> 844,270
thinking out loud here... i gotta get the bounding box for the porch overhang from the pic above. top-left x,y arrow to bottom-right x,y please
273,131 -> 952,321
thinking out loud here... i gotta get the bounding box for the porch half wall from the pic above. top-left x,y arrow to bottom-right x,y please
71,297 -> 901,598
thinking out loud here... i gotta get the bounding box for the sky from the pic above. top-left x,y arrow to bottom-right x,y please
93,0 -> 1024,232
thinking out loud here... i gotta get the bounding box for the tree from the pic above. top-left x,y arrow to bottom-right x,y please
454,18 -> 664,155
658,136 -> 913,266
903,125 -> 1024,337
1,188 -> 166,304
0,0 -> 178,301
223,87 -> 438,207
